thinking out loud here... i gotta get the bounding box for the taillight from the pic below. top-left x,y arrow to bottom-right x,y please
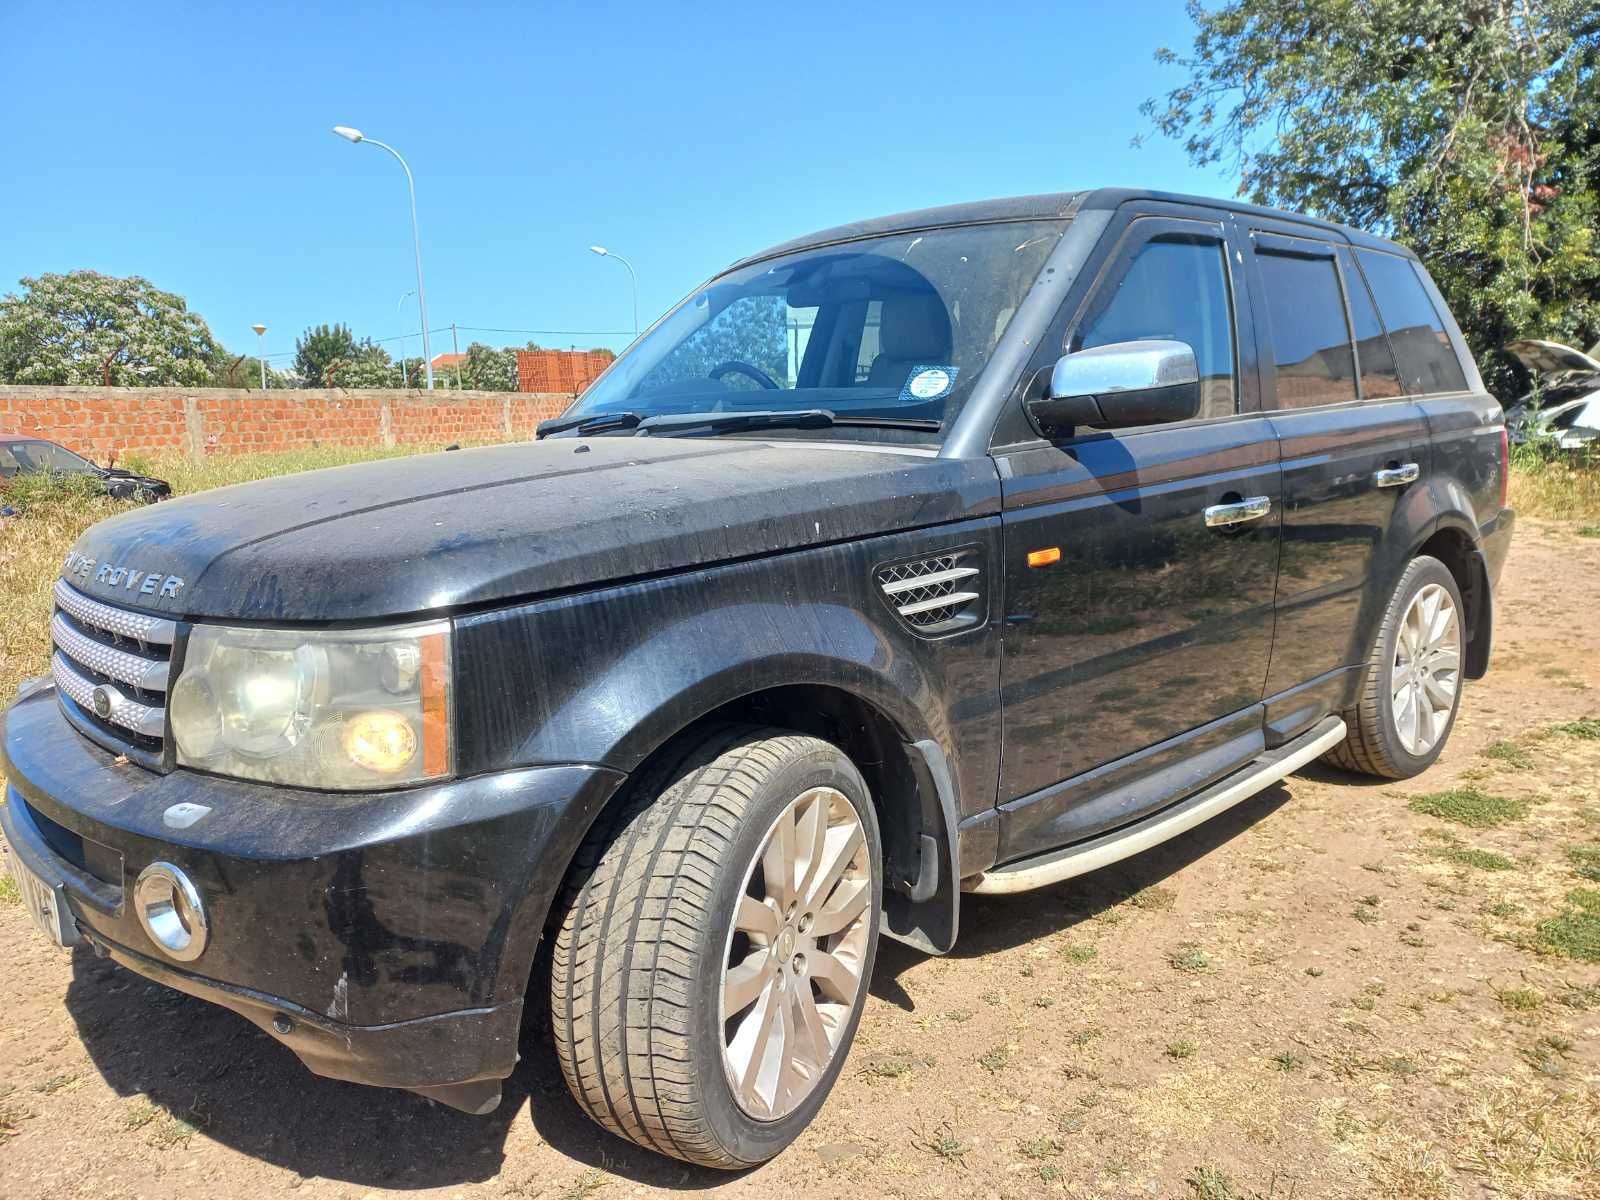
1499,425 -> 1509,510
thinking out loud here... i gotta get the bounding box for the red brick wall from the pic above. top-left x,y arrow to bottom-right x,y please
0,386 -> 573,459
515,349 -> 613,393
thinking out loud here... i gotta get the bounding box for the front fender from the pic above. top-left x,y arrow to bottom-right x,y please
451,521 -> 1003,820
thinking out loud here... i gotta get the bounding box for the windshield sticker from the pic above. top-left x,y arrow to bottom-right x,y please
902,365 -> 958,403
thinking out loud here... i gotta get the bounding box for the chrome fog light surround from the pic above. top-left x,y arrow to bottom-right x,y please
134,862 -> 209,962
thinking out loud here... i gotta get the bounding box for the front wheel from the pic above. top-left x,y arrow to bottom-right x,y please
549,725 -> 882,1168
1325,554 -> 1465,778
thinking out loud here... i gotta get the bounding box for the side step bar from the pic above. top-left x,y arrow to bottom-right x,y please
963,715 -> 1347,895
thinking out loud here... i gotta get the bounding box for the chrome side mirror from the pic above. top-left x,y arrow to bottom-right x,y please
1027,339 -> 1201,436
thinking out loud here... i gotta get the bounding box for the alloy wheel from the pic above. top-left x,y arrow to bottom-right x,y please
719,785 -> 872,1121
1390,582 -> 1461,756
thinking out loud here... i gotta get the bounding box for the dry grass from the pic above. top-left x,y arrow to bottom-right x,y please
1508,457 -> 1600,522
0,446 -> 441,700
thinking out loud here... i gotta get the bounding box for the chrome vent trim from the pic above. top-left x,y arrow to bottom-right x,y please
52,653 -> 166,739
875,549 -> 983,634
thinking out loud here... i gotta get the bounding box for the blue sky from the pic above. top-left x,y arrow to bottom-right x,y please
2,1 -> 1232,366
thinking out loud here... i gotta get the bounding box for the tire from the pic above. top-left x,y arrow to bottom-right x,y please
1325,555 -> 1465,779
549,724 -> 882,1169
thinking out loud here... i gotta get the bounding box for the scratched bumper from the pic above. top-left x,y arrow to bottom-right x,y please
1,685 -> 626,1108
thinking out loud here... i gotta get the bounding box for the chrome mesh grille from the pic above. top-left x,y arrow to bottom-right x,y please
876,552 -> 981,632
50,579 -> 172,752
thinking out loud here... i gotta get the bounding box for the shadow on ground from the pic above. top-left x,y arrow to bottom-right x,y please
64,778 -> 1296,1188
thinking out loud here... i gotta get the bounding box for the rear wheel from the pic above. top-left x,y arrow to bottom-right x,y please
549,724 -> 881,1168
1326,555 -> 1464,778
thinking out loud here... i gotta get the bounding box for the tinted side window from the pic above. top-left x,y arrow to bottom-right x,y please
1355,249 -> 1468,394
1337,247 -> 1402,399
1076,236 -> 1236,419
1255,250 -> 1357,409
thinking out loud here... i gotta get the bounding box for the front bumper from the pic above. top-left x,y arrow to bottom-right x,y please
1,686 -> 625,1112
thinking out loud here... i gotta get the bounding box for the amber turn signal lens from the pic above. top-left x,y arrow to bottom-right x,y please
1027,547 -> 1062,568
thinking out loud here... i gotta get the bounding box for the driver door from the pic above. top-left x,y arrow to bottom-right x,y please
993,212 -> 1283,861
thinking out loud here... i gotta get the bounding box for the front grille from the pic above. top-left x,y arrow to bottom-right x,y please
50,579 -> 174,759
876,549 -> 982,635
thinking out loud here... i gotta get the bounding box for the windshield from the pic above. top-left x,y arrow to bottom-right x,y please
3,441 -> 94,476
566,220 -> 1066,441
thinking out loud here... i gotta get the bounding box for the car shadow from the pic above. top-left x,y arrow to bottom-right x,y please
64,947 -> 748,1190
868,780 -> 1294,993
64,780 -> 1292,1189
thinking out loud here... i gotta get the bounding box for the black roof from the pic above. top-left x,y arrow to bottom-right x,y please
731,187 -> 1410,269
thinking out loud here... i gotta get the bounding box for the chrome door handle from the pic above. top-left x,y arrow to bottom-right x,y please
1374,462 -> 1420,488
1204,495 -> 1272,528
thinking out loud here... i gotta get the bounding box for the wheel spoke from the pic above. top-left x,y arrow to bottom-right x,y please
1422,671 -> 1456,710
810,878 -> 869,937
1429,648 -> 1460,675
762,807 -> 797,908
791,791 -> 830,902
731,980 -> 783,1110
790,981 -> 833,1069
1413,686 -> 1434,751
808,948 -> 861,1004
724,948 -> 771,1016
1393,684 -> 1416,750
736,894 -> 780,940
803,822 -> 864,910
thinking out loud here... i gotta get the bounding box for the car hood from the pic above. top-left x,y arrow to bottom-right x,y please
1504,338 -> 1600,377
62,437 -> 999,621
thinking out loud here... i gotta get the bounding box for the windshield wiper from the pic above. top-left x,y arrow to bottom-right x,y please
535,410 -> 645,439
634,410 -> 942,437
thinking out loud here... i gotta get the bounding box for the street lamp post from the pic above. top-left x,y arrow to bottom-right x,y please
333,125 -> 435,388
588,245 -> 639,338
397,290 -> 415,387
251,324 -> 267,389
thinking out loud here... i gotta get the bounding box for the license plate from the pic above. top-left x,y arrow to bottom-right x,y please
4,845 -> 78,949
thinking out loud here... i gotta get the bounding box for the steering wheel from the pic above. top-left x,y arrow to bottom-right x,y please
709,360 -> 781,390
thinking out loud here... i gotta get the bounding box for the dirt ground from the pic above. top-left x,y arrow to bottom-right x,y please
2,519 -> 1597,1200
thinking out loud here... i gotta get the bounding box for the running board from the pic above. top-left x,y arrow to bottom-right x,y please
963,716 -> 1346,895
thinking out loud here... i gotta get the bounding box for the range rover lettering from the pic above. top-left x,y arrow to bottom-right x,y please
1,189 -> 1513,1168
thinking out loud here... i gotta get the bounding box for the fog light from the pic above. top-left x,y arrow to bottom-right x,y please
134,862 -> 209,962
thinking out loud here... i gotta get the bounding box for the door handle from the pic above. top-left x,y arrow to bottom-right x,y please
1204,495 -> 1272,528
1374,462 -> 1420,488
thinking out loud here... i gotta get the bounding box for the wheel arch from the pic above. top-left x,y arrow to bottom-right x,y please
1412,523 -> 1492,680
541,682 -> 963,960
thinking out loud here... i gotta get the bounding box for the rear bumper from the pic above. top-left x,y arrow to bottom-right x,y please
1,686 -> 626,1112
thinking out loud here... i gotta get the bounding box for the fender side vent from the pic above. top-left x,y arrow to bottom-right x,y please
876,550 -> 982,635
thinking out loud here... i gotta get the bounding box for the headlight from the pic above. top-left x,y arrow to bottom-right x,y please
170,620 -> 451,790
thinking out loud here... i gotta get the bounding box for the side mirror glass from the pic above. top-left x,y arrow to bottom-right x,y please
1026,339 -> 1201,437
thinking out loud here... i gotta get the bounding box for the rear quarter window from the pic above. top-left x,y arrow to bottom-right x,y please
1355,249 -> 1468,394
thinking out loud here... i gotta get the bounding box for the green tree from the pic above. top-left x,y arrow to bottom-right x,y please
0,271 -> 220,385
325,341 -> 398,389
294,323 -> 359,387
460,341 -> 519,391
1145,0 -> 1600,394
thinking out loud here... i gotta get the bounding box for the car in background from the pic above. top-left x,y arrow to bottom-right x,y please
1503,339 -> 1600,451
0,437 -> 171,502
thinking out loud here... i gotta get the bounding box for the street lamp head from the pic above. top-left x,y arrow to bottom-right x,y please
332,125 -> 365,144
251,323 -> 266,335
589,245 -> 609,257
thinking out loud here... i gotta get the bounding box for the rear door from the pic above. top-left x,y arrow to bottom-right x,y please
993,210 -> 1282,860
1244,226 -> 1431,735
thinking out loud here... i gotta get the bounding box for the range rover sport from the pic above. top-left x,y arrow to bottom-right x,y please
1,188 -> 1513,1168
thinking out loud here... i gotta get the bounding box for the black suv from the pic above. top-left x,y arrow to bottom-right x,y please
1,189 -> 1512,1168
